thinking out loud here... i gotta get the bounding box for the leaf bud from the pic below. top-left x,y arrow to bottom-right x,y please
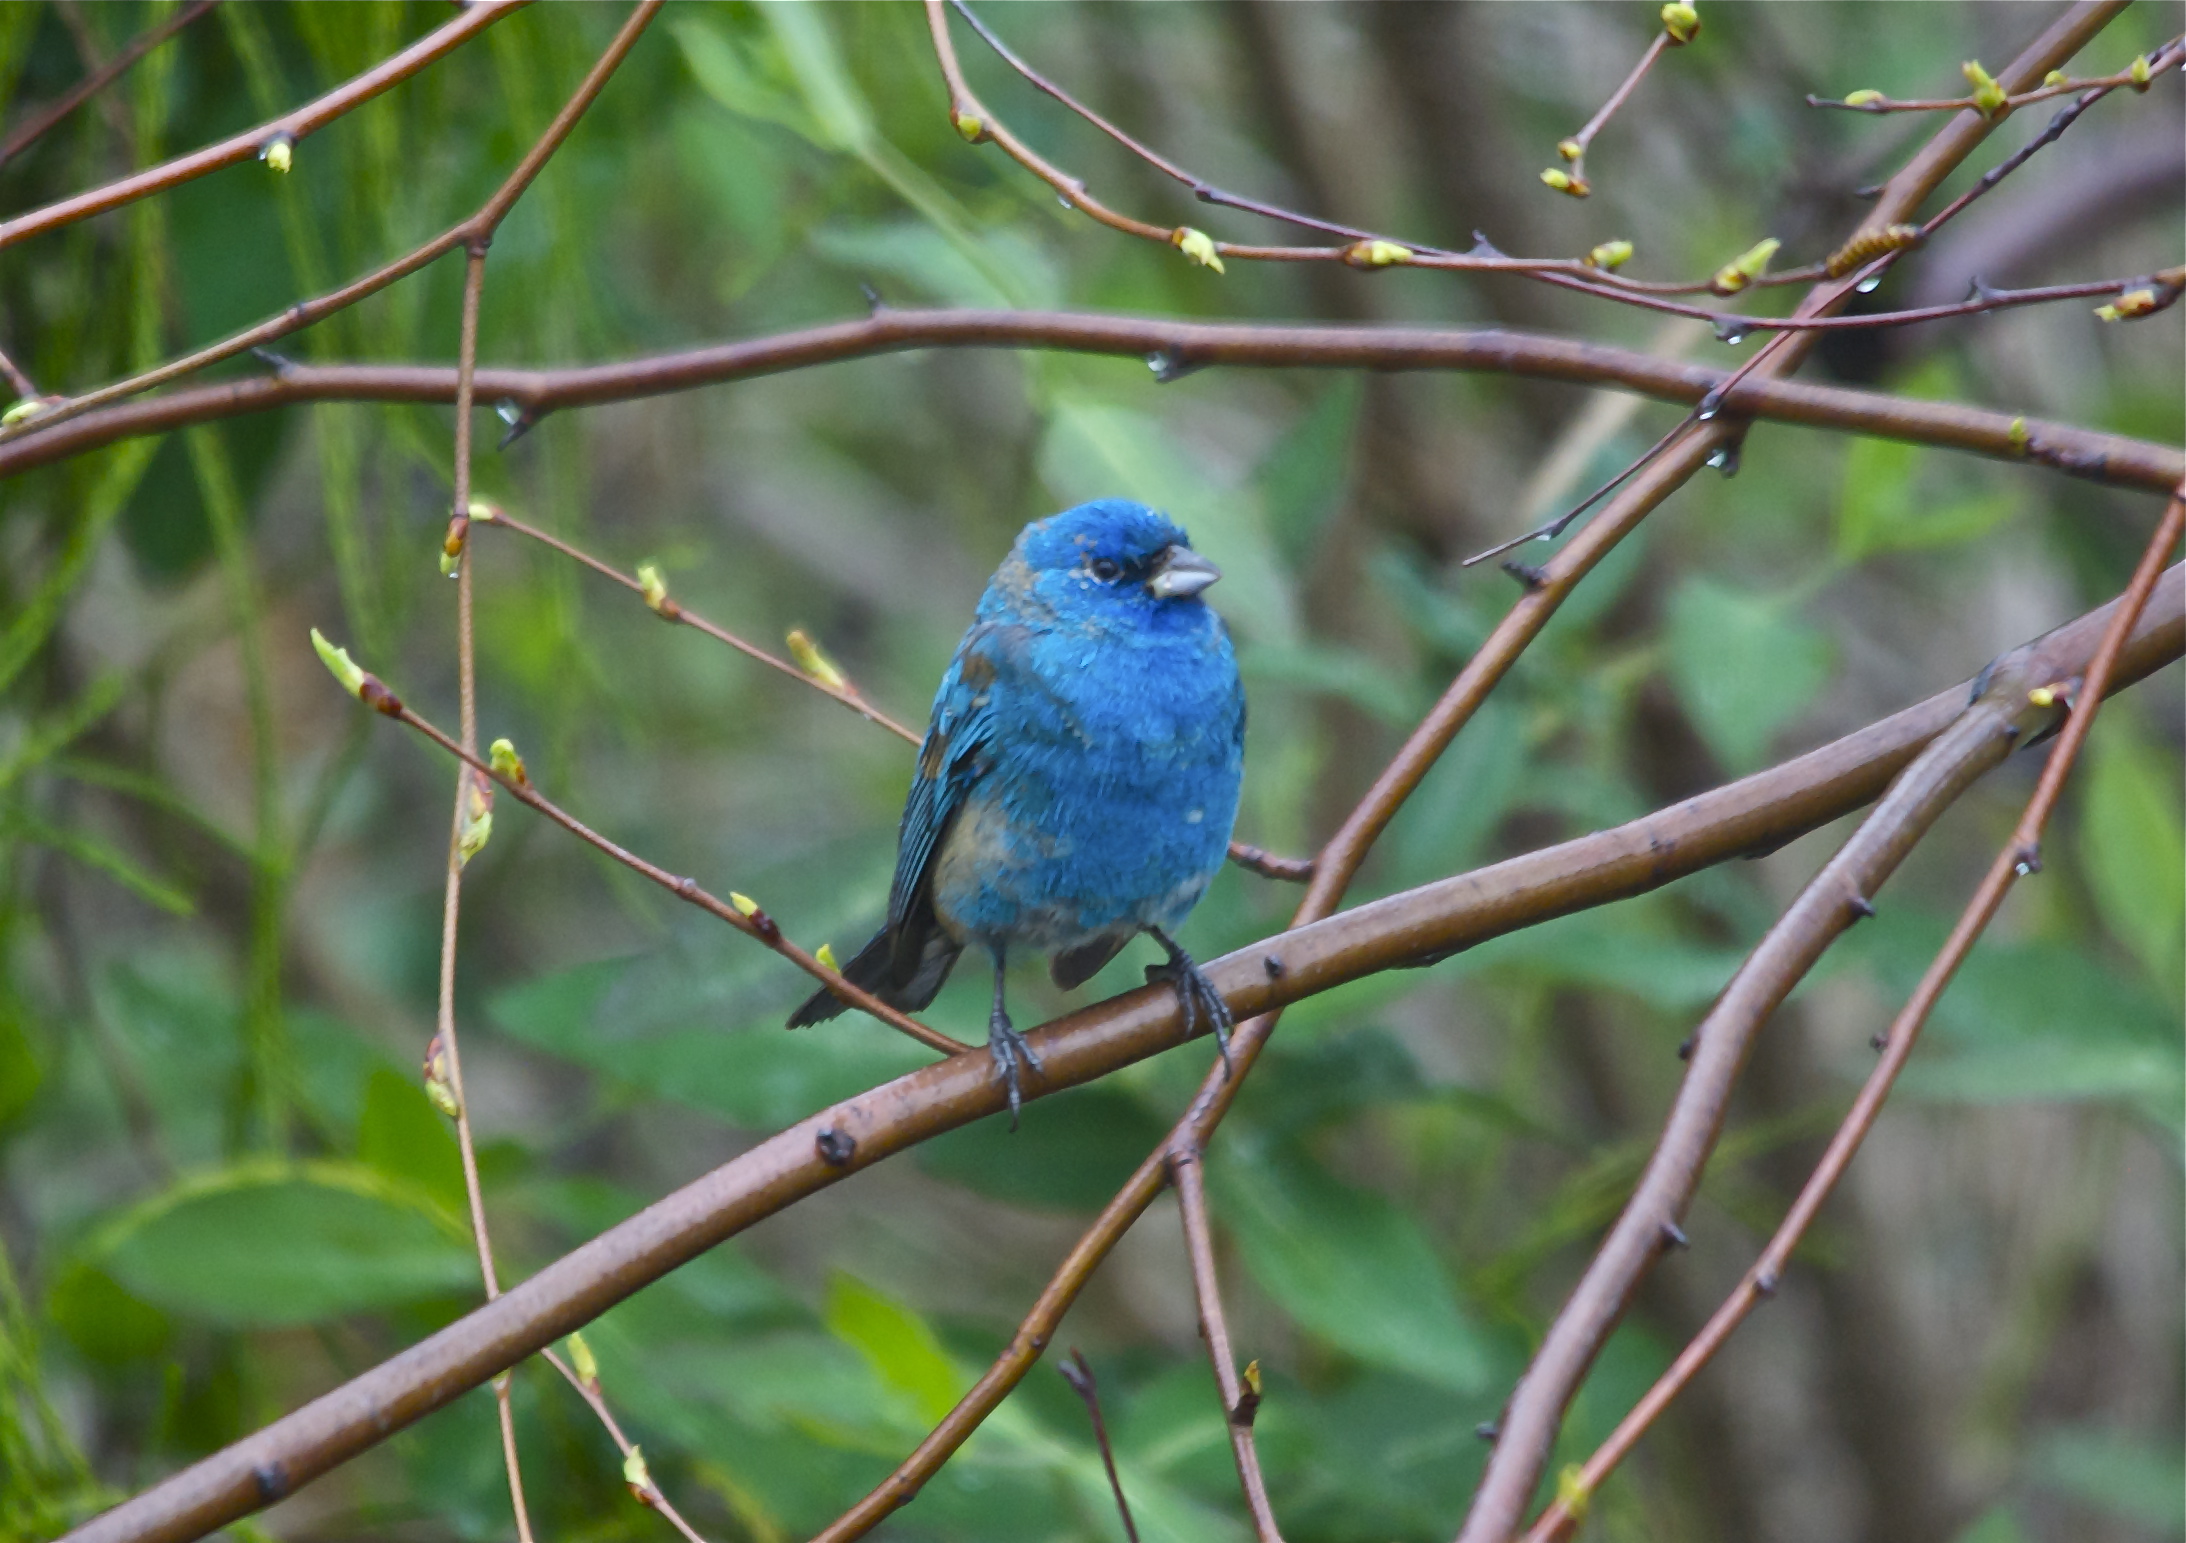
489,737 -> 530,787
1,398 -> 48,427
260,132 -> 294,174
950,109 -> 985,143
2042,70 -> 2069,88
423,1035 -> 460,1119
457,775 -> 494,867
1343,238 -> 1415,268
1842,89 -> 1885,107
1556,137 -> 1583,161
1710,236 -> 1780,294
816,941 -> 840,972
1584,239 -> 1635,271
1961,60 -> 2007,117
1660,3 -> 1700,44
636,562 -> 680,619
1171,227 -> 1225,273
622,1445 -> 654,1500
2093,286 -> 2159,321
787,628 -> 850,689
2129,54 -> 2152,90
568,1330 -> 600,1390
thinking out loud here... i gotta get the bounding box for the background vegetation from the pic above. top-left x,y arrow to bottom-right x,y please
0,4 -> 2180,1541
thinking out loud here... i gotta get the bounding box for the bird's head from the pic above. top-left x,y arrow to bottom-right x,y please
1000,499 -> 1221,630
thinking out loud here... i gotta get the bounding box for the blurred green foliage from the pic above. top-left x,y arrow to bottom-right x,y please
0,5 -> 2180,1542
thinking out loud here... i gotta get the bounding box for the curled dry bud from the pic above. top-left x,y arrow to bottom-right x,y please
1171,227 -> 1225,273
2094,287 -> 2160,322
1710,236 -> 1780,294
786,628 -> 851,690
423,1035 -> 460,1119
260,132 -> 295,174
489,737 -> 530,787
568,1330 -> 600,1390
1842,89 -> 1885,107
457,775 -> 494,868
1585,239 -> 1634,271
1961,60 -> 2007,117
1539,167 -> 1590,197
1660,3 -> 1700,44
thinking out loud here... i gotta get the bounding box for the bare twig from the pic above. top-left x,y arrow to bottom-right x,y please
0,0 -> 661,447
539,1347 -> 715,1543
55,566 -> 2184,1543
1545,31 -> 1674,197
0,0 -> 222,170
5,311 -> 2177,495
1058,1352 -> 1140,1543
1171,1142 -> 1284,1542
1520,486 -> 2186,1543
0,1 -> 528,251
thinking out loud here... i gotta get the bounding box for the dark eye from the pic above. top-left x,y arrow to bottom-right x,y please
1090,558 -> 1122,582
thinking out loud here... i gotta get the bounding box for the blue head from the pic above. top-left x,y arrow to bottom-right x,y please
989,499 -> 1221,634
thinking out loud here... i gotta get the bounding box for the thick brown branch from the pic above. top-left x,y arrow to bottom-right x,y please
62,565 -> 2181,1543
2,311 -> 2175,493
0,1 -> 527,251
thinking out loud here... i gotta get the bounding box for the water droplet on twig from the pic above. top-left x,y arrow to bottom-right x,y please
1706,443 -> 1742,477
1855,275 -> 1883,293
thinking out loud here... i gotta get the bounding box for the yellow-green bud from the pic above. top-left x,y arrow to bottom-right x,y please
2007,417 -> 2030,454
951,109 -> 984,143
1346,238 -> 1415,268
1660,3 -> 1700,44
1585,239 -> 1635,271
2042,70 -> 2068,89
310,628 -> 367,700
1962,60 -> 2007,116
1539,167 -> 1590,197
2129,54 -> 2151,90
1842,89 -> 1885,107
622,1445 -> 653,1498
568,1331 -> 599,1389
637,562 -> 678,618
1711,236 -> 1780,294
1556,137 -> 1583,161
787,628 -> 850,690
1556,1463 -> 1593,1521
729,892 -> 759,917
1172,227 -> 1225,273
457,776 -> 493,867
423,1035 -> 460,1119
489,737 -> 529,787
1,398 -> 48,427
816,941 -> 840,971
260,132 -> 294,174
2094,287 -> 2159,322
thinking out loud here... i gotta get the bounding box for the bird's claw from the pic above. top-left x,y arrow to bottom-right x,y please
989,1010 -> 1042,1130
1147,945 -> 1233,1074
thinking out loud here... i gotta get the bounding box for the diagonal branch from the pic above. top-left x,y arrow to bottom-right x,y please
55,564 -> 2183,1543
3,311 -> 2177,494
0,0 -> 222,170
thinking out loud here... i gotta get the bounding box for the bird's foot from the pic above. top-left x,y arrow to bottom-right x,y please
1146,932 -> 1232,1074
988,1006 -> 1042,1131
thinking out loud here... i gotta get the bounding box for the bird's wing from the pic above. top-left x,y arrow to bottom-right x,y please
885,622 -> 1018,938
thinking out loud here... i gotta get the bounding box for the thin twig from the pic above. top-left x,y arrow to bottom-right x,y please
1057,1352 -> 1140,1543
0,0 -> 662,447
539,1348 -> 715,1543
0,0 -> 222,170
6,311 -> 2178,496
1171,1143 -> 1284,1542
0,1 -> 528,251
1807,39 -> 2182,113
0,340 -> 40,403
1547,31 -> 1673,196
1519,486 -> 2186,1543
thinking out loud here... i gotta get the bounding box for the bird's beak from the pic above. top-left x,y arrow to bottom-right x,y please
1147,545 -> 1221,599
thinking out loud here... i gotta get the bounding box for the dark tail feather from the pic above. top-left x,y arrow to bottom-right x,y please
786,920 -> 962,1028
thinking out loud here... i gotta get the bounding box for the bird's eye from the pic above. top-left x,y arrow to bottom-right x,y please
1089,558 -> 1122,582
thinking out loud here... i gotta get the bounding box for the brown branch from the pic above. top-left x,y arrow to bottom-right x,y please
0,0 -> 662,448
4,311 -> 2176,494
1545,31 -> 1674,197
0,1 -> 528,251
1808,38 -> 2181,113
56,566 -> 2184,1543
1521,485 -> 2186,1543
0,0 -> 222,170
1171,1142 -> 1284,1542
0,340 -> 40,404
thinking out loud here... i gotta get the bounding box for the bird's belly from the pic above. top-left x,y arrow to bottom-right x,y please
930,751 -> 1235,954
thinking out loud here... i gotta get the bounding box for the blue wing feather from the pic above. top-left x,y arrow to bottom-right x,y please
886,624 -> 1008,938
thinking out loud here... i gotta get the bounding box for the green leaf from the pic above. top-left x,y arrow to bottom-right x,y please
822,1274 -> 964,1427
2077,712 -> 2186,996
2031,1424 -> 2186,1535
93,1161 -> 475,1326
356,1067 -> 467,1221
45,1261 -> 171,1364
917,1084 -> 1169,1210
0,1002 -> 40,1129
1665,576 -> 1834,772
1459,911 -> 1748,1011
11,811 -> 195,917
1256,380 -> 1360,567
1217,1139 -> 1490,1393
486,957 -> 932,1129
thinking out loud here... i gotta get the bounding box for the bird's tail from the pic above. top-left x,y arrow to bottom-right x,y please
786,918 -> 962,1028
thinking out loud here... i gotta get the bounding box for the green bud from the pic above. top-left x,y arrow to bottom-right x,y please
1842,89 -> 1885,107
1,398 -> 47,427
1585,239 -> 1635,271
1172,227 -> 1225,273
310,628 -> 367,700
1660,3 -> 1700,44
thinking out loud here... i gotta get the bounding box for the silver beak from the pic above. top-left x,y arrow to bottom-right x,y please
1147,545 -> 1221,599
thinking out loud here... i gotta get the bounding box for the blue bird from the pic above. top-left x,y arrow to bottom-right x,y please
789,499 -> 1245,1123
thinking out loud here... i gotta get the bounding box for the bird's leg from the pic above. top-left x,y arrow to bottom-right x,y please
987,949 -> 1041,1130
1145,926 -> 1232,1073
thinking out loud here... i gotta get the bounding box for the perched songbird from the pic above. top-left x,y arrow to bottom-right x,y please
789,499 -> 1245,1122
